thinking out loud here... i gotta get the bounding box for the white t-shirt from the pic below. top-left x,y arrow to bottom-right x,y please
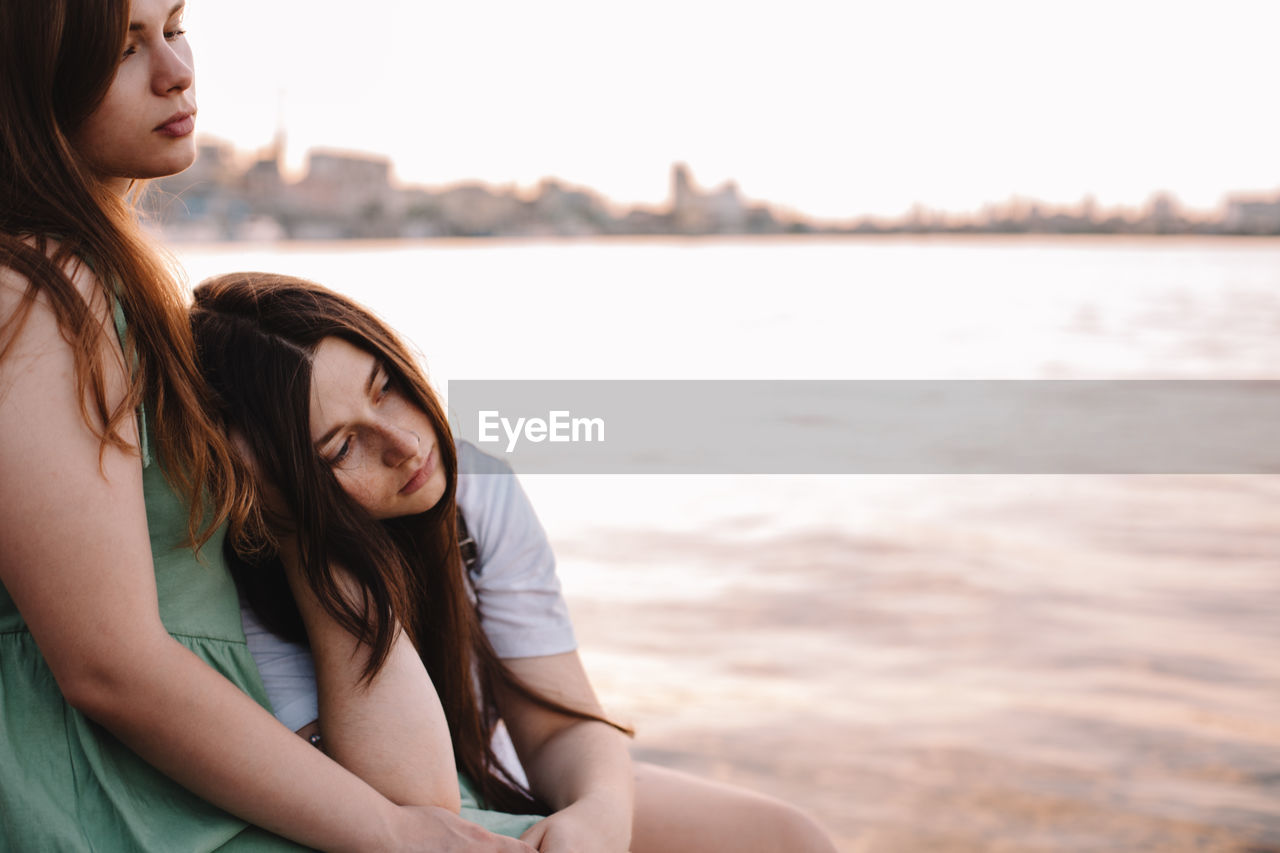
240,441 -> 576,735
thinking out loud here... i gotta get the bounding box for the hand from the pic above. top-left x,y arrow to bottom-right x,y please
518,796 -> 632,853
229,428 -> 291,527
387,805 -> 538,853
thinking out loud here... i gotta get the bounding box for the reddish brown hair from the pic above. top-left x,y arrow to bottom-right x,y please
0,0 -> 252,545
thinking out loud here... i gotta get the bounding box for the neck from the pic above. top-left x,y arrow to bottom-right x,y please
104,176 -> 133,197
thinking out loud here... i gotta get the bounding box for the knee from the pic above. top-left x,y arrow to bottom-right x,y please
757,799 -> 837,853
630,761 -> 837,853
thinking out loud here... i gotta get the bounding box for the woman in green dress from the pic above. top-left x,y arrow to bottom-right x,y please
0,1 -> 533,849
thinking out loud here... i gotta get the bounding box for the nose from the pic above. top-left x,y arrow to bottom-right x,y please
151,41 -> 194,96
381,424 -> 419,467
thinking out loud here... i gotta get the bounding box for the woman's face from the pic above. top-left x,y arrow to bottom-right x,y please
72,0 -> 197,191
309,336 -> 447,520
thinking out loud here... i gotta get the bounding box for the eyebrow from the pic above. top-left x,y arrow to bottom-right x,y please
129,2 -> 185,32
314,360 -> 382,449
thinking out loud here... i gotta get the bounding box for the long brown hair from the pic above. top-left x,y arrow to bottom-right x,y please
0,0 -> 251,545
191,272 -> 632,814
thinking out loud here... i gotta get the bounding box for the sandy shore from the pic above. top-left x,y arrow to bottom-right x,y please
552,475 -> 1280,852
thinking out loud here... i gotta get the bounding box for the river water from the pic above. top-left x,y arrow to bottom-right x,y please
175,235 -> 1280,852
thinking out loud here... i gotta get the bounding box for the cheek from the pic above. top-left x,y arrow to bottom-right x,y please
335,469 -> 384,514
90,64 -> 140,124
72,86 -> 136,168
73,106 -> 118,164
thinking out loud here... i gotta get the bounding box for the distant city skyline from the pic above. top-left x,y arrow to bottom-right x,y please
186,0 -> 1278,220
185,132 -> 1280,226
150,139 -> 1280,239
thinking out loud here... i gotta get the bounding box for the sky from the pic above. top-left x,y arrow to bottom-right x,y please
185,0 -> 1280,221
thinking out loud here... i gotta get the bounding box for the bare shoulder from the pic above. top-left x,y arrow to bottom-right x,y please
0,235 -> 118,378
0,234 -> 105,309
0,234 -> 130,469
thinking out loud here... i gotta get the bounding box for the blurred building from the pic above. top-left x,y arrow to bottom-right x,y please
243,131 -> 286,212
283,150 -> 401,238
1138,192 -> 1187,234
1224,194 -> 1280,234
431,183 -> 525,236
669,163 -> 776,234
527,179 -> 614,236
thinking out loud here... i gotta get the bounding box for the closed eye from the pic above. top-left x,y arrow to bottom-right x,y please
328,435 -> 354,466
373,366 -> 393,403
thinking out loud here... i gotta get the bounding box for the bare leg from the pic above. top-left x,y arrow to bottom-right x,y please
630,761 -> 837,853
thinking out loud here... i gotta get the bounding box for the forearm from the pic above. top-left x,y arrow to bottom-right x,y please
285,559 -> 460,810
312,628 -> 461,810
497,652 -> 635,849
78,633 -> 399,852
523,720 -> 634,836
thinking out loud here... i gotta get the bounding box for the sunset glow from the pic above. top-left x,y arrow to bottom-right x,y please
187,0 -> 1280,220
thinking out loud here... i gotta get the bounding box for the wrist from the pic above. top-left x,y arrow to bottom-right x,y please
568,790 -> 633,845
348,798 -> 402,853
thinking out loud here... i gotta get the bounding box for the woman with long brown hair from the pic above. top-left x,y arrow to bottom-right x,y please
0,1 -> 533,849
190,272 -> 840,853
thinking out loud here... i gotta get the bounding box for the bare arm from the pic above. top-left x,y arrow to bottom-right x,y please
496,652 -> 635,853
279,548 -> 462,811
0,264 -> 519,852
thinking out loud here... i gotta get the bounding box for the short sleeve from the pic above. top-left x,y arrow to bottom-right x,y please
456,441 -> 577,659
240,600 -> 319,732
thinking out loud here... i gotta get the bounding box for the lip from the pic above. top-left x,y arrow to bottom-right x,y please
400,445 -> 436,496
154,111 -> 195,137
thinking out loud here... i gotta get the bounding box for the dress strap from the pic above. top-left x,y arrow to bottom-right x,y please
108,290 -> 152,468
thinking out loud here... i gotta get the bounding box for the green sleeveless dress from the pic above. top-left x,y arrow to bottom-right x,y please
0,304 -> 312,850
0,299 -> 538,849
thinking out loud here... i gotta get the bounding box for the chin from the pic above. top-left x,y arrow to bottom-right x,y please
148,149 -> 198,178
130,141 -> 198,181
406,485 -> 447,518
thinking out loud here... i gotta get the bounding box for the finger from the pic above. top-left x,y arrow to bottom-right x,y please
519,820 -> 549,845
529,825 -> 571,853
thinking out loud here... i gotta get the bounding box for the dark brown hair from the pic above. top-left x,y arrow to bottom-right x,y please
191,272 -> 631,814
0,0 -> 251,545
